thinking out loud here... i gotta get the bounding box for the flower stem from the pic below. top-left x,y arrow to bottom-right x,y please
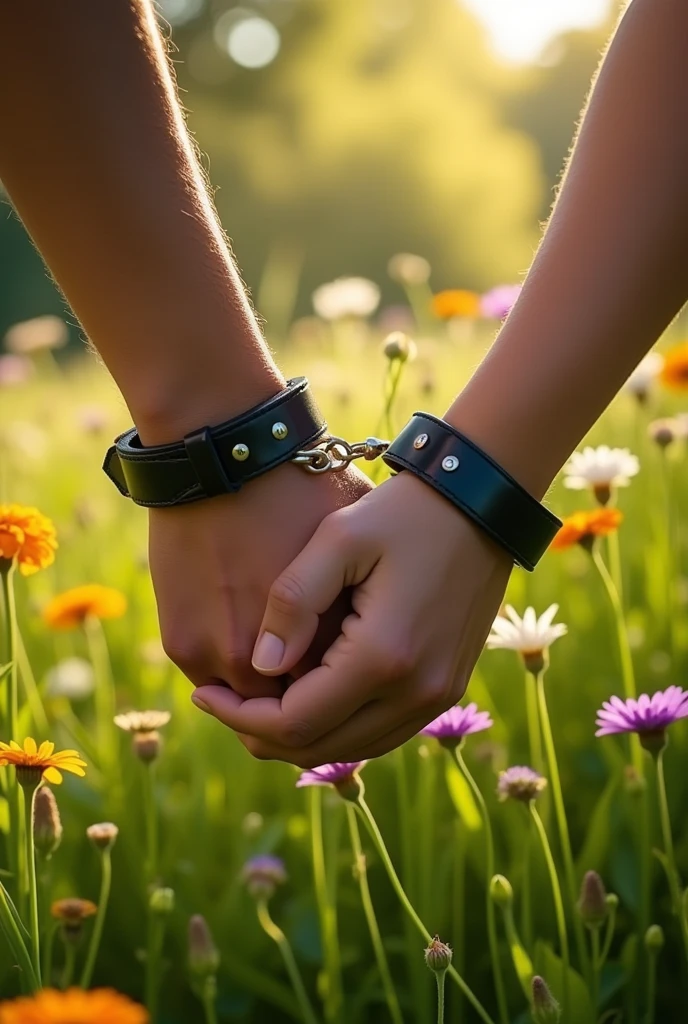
257,899 -> 320,1024
80,848 -> 112,988
453,749 -> 508,1024
452,820 -> 466,1024
435,970 -> 447,1024
309,787 -> 342,1023
345,804 -> 403,1024
644,945 -> 659,1024
144,911 -> 165,1020
523,669 -> 543,772
43,923 -> 56,988
0,879 -> 39,992
590,928 -> 601,1011
202,981 -> 219,1024
530,804 -> 570,1012
21,782 -> 41,986
143,763 -> 159,885
535,671 -> 588,980
355,796 -> 496,1024
84,615 -> 117,780
654,750 -> 688,962
61,942 -> 76,990
1,566 -> 22,909
520,827 -> 533,951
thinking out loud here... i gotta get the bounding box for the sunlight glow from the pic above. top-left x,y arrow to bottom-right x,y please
463,0 -> 612,63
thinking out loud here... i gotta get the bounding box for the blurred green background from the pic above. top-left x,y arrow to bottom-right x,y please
0,0 -> 617,343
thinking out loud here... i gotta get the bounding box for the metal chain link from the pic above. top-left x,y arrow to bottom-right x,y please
292,435 -> 390,474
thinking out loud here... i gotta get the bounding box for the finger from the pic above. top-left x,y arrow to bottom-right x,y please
252,512 -> 376,677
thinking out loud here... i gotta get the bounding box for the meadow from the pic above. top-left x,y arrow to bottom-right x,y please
0,292 -> 687,1024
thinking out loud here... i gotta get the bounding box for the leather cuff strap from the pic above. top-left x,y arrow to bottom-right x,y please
382,413 -> 561,571
103,377 -> 326,507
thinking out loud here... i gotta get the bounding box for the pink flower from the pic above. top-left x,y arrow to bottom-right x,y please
421,703 -> 493,746
480,284 -> 522,320
595,686 -> 688,738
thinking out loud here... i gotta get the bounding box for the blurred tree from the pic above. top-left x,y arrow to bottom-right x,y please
0,0 -> 617,340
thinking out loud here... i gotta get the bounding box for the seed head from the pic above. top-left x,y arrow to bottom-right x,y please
577,871 -> 609,929
497,766 -> 547,803
33,786 -> 63,859
424,936 -> 452,974
86,822 -> 119,851
188,914 -> 220,978
489,874 -> 513,908
387,252 -> 431,286
242,855 -> 287,900
648,418 -> 679,449
531,976 -> 561,1023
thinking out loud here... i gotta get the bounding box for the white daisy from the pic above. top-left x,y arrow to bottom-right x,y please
312,277 -> 380,320
623,352 -> 664,400
487,605 -> 567,673
563,445 -> 639,502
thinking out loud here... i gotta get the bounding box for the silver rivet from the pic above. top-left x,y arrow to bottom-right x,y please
272,421 -> 288,441
413,433 -> 429,450
232,443 -> 250,462
442,455 -> 459,472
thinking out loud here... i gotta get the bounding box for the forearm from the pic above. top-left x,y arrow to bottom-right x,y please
448,0 -> 688,498
0,0 -> 281,442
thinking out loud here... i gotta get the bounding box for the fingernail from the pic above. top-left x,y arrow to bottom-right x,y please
252,631 -> 285,672
191,691 -> 210,713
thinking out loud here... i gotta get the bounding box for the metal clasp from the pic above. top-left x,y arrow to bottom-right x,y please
292,435 -> 389,474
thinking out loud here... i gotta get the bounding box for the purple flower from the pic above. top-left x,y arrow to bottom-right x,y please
241,854 -> 287,900
497,766 -> 547,803
480,284 -> 522,320
296,762 -> 367,801
595,687 -> 688,739
421,703 -> 493,746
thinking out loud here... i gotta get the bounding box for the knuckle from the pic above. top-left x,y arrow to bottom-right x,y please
322,509 -> 356,549
217,642 -> 252,676
161,633 -> 205,672
268,573 -> 307,618
278,717 -> 314,749
363,639 -> 416,682
416,674 -> 452,711
241,735 -> 272,761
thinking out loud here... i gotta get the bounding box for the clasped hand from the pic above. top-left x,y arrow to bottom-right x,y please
152,463 -> 511,768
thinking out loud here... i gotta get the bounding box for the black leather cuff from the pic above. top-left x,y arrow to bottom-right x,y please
103,377 -> 326,507
382,413 -> 561,571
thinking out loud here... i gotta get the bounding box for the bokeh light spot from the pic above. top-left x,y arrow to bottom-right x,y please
227,16 -> 280,69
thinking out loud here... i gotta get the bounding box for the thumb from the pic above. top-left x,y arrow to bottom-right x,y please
252,513 -> 371,676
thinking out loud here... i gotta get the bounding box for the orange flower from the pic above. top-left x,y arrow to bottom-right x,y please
0,988 -> 148,1024
659,343 -> 688,391
431,289 -> 481,319
50,898 -> 97,923
42,584 -> 126,629
550,508 -> 623,551
0,738 -> 87,786
0,504 -> 57,576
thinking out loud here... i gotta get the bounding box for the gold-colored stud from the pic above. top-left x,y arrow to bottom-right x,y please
442,455 -> 459,472
232,443 -> 250,462
272,421 -> 288,440
413,433 -> 429,449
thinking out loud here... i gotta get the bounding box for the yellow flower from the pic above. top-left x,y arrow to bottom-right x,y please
0,988 -> 148,1024
0,738 -> 87,786
0,504 -> 57,576
431,289 -> 481,319
42,584 -> 126,629
659,343 -> 688,391
550,508 -> 623,552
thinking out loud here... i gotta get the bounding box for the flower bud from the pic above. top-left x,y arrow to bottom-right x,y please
149,887 -> 175,915
645,924 -> 665,954
242,855 -> 287,901
648,418 -> 678,450
188,914 -> 220,978
86,822 -> 119,851
522,650 -> 546,676
424,936 -> 452,974
489,875 -> 513,908
382,331 -> 416,364
33,786 -> 63,859
577,871 -> 608,929
388,253 -> 431,286
531,975 -> 561,1023
133,731 -> 162,763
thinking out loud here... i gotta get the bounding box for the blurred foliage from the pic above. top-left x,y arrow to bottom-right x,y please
1,0 -> 617,340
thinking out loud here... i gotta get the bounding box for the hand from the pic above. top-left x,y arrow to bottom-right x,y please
149,461 -> 372,699
190,471 -> 512,765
